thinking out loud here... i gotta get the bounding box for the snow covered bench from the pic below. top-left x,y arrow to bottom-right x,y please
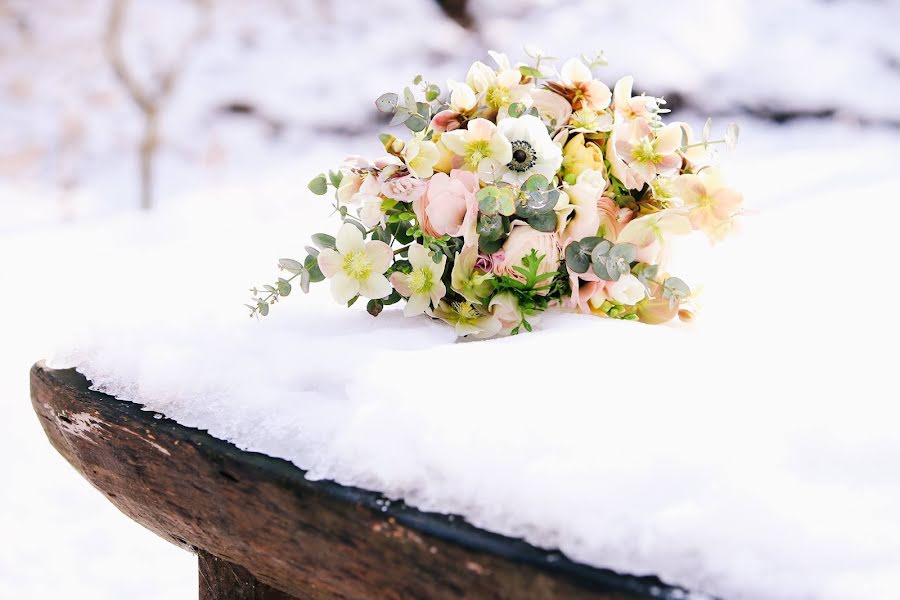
30,362 -> 693,600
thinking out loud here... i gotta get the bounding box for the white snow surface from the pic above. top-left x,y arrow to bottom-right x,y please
38,121 -> 900,600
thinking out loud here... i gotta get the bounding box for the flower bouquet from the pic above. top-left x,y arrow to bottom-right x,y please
249,49 -> 742,338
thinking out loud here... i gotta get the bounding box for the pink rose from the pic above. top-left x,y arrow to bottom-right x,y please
597,196 -> 633,240
414,169 -> 479,245
493,222 -> 561,293
381,174 -> 427,204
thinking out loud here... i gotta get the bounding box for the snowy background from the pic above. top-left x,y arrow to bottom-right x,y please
2,1 -> 900,598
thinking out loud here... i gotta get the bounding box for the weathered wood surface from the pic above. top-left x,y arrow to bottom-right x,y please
31,362 -> 693,600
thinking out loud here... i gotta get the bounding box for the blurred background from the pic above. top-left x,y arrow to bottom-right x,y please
1,0 -> 898,597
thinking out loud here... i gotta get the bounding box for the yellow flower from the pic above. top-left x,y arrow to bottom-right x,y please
562,133 -> 605,184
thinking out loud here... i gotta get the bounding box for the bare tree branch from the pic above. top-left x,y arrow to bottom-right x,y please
104,0 -> 211,210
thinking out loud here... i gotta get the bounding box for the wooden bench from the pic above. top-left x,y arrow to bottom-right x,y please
30,362 -> 695,599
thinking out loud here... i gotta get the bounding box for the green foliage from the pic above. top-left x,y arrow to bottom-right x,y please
308,174 -> 328,195
477,186 -> 517,217
311,233 -> 336,250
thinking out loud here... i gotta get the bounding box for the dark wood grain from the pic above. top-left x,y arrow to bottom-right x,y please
199,551 -> 297,599
30,362 -> 696,600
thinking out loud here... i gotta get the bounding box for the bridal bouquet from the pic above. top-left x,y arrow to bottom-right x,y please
249,48 -> 742,338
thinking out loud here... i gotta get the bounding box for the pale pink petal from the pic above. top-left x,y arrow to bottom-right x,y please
403,293 -> 430,317
390,272 -> 411,297
317,249 -> 342,278
654,124 -> 683,155
365,240 -> 393,273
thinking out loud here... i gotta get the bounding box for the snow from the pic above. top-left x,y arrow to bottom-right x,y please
29,120 -> 899,600
3,0 -> 900,598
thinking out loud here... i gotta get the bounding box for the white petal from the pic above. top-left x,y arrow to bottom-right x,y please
317,248 -> 342,278
403,293 -> 430,317
448,79 -> 476,112
365,240 -> 393,273
359,274 -> 392,299
335,222 -> 364,254
330,272 -> 359,304
407,243 -> 430,268
613,76 -> 634,110
560,57 -> 591,86
488,133 -> 513,164
440,130 -> 469,156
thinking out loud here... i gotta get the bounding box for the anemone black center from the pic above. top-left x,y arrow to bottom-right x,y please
507,140 -> 537,173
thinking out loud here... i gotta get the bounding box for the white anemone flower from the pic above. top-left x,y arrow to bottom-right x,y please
317,223 -> 393,303
482,114 -> 563,185
441,118 -> 512,178
389,243 -> 447,317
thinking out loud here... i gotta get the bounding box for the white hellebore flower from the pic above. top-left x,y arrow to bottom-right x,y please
560,57 -> 612,111
389,243 -> 447,317
403,135 -> 440,179
447,80 -> 477,113
488,114 -> 563,185
606,273 -> 647,306
317,223 -> 393,303
466,51 -> 531,112
441,118 -> 513,180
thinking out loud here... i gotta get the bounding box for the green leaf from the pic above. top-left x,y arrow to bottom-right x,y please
389,106 -> 410,126
528,210 -> 557,232
477,187 -> 516,216
343,218 -> 367,235
405,113 -> 428,132
519,65 -> 542,79
278,258 -> 304,274
523,174 -> 549,191
257,302 -> 269,317
304,255 -> 324,282
328,170 -> 344,188
508,102 -> 526,118
609,243 -> 636,264
403,86 -> 416,111
375,92 -> 399,113
425,83 -> 440,101
663,276 -> 690,298
276,278 -> 292,297
308,175 -> 328,195
382,289 -> 402,306
565,241 -> 590,274
592,257 -> 616,281
477,214 -> 504,241
347,295 -> 359,308
311,233 -> 336,250
300,268 -> 311,293
304,245 -> 319,258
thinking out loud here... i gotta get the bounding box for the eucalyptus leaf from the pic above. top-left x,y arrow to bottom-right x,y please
477,214 -> 504,241
300,268 -> 311,293
328,170 -> 343,188
508,102 -> 526,118
403,86 -> 416,111
343,218 -> 367,235
278,258 -> 304,274
565,241 -> 590,274
425,83 -> 440,102
609,242 -> 637,264
375,92 -> 398,113
311,233 -> 336,250
307,175 -> 328,195
523,174 -> 549,191
405,113 -> 428,132
389,107 -> 410,126
529,210 -> 557,232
